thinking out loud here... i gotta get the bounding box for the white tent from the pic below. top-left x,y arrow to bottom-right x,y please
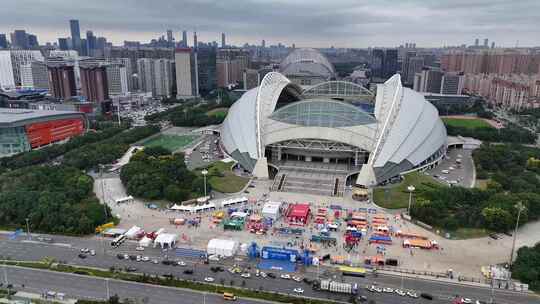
220,197 -> 248,208
262,201 -> 282,220
154,233 -> 177,249
207,239 -> 238,257
230,211 -> 248,219
170,204 -> 192,212
138,236 -> 153,247
125,226 -> 143,239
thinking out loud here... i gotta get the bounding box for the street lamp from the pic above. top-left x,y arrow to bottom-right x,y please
25,218 -> 31,240
407,185 -> 415,215
509,201 -> 526,268
105,278 -> 110,300
201,170 -> 208,197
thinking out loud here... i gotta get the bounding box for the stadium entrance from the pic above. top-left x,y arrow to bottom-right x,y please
266,139 -> 369,196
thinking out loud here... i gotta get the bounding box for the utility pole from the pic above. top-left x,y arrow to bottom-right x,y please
105,278 -> 110,300
201,169 -> 208,197
25,218 -> 31,240
407,185 -> 415,215
3,264 -> 7,285
509,201 -> 526,267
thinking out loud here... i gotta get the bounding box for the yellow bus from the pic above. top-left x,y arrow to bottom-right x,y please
339,266 -> 367,277
223,293 -> 237,301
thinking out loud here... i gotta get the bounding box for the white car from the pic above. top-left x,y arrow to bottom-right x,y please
80,248 -> 89,253
152,259 -> 159,264
406,291 -> 419,298
240,273 -> 251,278
260,272 -> 267,278
123,254 -> 129,260
292,276 -> 302,282
141,256 -> 150,262
204,277 -> 215,282
461,298 -> 473,304
135,247 -> 145,251
293,288 -> 304,294
177,261 -> 186,266
382,287 -> 394,293
89,249 -> 96,256
395,289 -> 406,296
280,274 -> 291,279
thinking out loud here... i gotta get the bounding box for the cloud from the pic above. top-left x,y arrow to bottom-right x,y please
1,0 -> 539,47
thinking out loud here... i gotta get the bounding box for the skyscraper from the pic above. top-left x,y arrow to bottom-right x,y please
383,49 -> 398,79
10,50 -> 45,86
20,61 -> 49,89
0,51 -> 15,89
58,38 -> 69,50
196,46 -> 217,95
80,64 -> 109,103
47,64 -> 77,100
153,59 -> 173,97
406,56 -> 424,85
167,30 -> 173,46
70,19 -> 81,53
216,48 -> 249,87
105,63 -> 128,95
483,38 -> 489,48
261,40 -> 265,48
174,48 -> 196,98
86,31 -> 97,56
221,33 -> 226,48
474,38 -> 479,47
27,34 -> 39,49
11,30 -> 29,49
193,32 -> 198,50
182,30 -> 188,47
137,58 -> 154,94
0,34 -> 7,49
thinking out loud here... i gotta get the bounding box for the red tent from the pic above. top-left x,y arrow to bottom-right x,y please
287,203 -> 311,226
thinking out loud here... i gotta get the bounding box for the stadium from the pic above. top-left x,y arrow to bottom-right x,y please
0,108 -> 87,157
220,49 -> 447,196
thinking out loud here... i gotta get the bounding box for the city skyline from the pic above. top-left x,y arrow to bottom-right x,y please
2,0 -> 539,48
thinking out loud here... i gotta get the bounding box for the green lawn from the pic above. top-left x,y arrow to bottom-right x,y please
448,227 -> 491,239
442,117 -> 493,129
207,107 -> 229,120
200,161 -> 249,193
373,171 -> 440,209
141,134 -> 198,152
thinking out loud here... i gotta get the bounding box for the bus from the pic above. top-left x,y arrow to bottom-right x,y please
111,234 -> 126,247
223,293 -> 237,301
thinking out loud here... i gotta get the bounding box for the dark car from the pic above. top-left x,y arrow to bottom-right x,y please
116,254 -> 124,260
303,278 -> 313,284
162,260 -> 172,266
489,233 -> 500,240
420,293 -> 433,300
357,295 -> 368,302
210,266 -> 219,272
129,255 -> 137,261
267,272 -> 276,279
126,266 -> 137,272
78,253 -> 87,259
183,269 -> 194,275
216,266 -> 224,272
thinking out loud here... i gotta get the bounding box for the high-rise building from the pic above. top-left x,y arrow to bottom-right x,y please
182,30 -> 187,47
0,34 -> 7,49
80,38 -> 88,56
370,49 -> 384,79
174,48 -> 196,98
413,67 -> 443,93
9,50 -> 45,86
70,19 -> 81,53
483,38 -> 489,48
261,40 -> 265,48
11,30 -> 29,49
80,65 -> 109,103
167,30 -> 173,46
216,48 -> 249,87
441,51 -> 540,75
221,33 -> 226,48
193,32 -> 198,50
86,31 -> 97,56
27,34 -> 39,49
47,64 -> 76,99
491,42 -> 495,49
105,63 -> 128,95
243,69 -> 260,90
370,49 -> 398,80
49,50 -> 81,89
153,59 -> 173,97
137,58 -> 154,94
406,56 -> 424,85
0,51 -> 15,89
440,72 -> 464,95
106,58 -> 134,91
58,38 -> 69,50
20,61 -> 49,89
196,47 -> 217,95
474,38 -> 479,47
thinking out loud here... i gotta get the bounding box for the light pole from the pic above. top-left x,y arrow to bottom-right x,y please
201,170 -> 208,197
105,278 -> 110,300
407,185 -> 415,215
3,264 -> 7,285
25,218 -> 31,240
509,201 -> 526,267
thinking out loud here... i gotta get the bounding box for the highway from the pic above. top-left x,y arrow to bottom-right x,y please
0,235 -> 538,304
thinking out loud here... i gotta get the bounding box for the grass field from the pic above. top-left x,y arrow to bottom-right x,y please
206,107 -> 229,119
373,171 -> 440,209
142,134 -> 198,152
442,117 -> 493,129
200,161 -> 249,193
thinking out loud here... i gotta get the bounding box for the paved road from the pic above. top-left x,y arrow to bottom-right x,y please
0,236 -> 538,304
3,264 -> 262,304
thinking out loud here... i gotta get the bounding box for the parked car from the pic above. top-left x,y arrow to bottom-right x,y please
267,273 -> 276,279
183,269 -> 194,275
420,293 -> 434,300
78,253 -> 87,259
116,254 -> 124,260
280,274 -> 290,279
293,288 -> 304,294
126,266 -> 137,272
204,277 -> 215,282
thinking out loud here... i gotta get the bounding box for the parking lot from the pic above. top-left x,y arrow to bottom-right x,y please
426,148 -> 475,188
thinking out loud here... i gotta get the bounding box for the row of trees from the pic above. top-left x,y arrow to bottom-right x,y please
63,125 -> 160,170
512,242 -> 540,291
0,126 -> 126,171
145,97 -> 236,126
119,147 -> 207,202
0,165 -> 111,235
411,144 -> 540,232
445,124 -> 536,144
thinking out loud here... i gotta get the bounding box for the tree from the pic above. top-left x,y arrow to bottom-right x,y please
481,207 -> 513,232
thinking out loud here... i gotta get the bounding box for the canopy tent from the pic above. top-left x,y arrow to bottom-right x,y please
207,239 -> 239,257
102,228 -> 126,237
230,211 -> 248,219
262,201 -> 282,220
287,203 -> 311,226
138,236 -> 153,247
154,233 -> 177,249
219,197 -> 248,208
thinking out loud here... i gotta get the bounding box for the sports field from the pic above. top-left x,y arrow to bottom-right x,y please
206,107 -> 229,119
442,117 -> 493,129
142,134 -> 198,151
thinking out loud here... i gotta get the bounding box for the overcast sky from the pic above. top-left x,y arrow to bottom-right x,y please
2,0 -> 539,48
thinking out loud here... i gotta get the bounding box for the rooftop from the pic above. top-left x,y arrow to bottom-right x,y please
0,108 -> 84,126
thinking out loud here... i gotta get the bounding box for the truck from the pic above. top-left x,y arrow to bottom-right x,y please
313,279 -> 358,295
